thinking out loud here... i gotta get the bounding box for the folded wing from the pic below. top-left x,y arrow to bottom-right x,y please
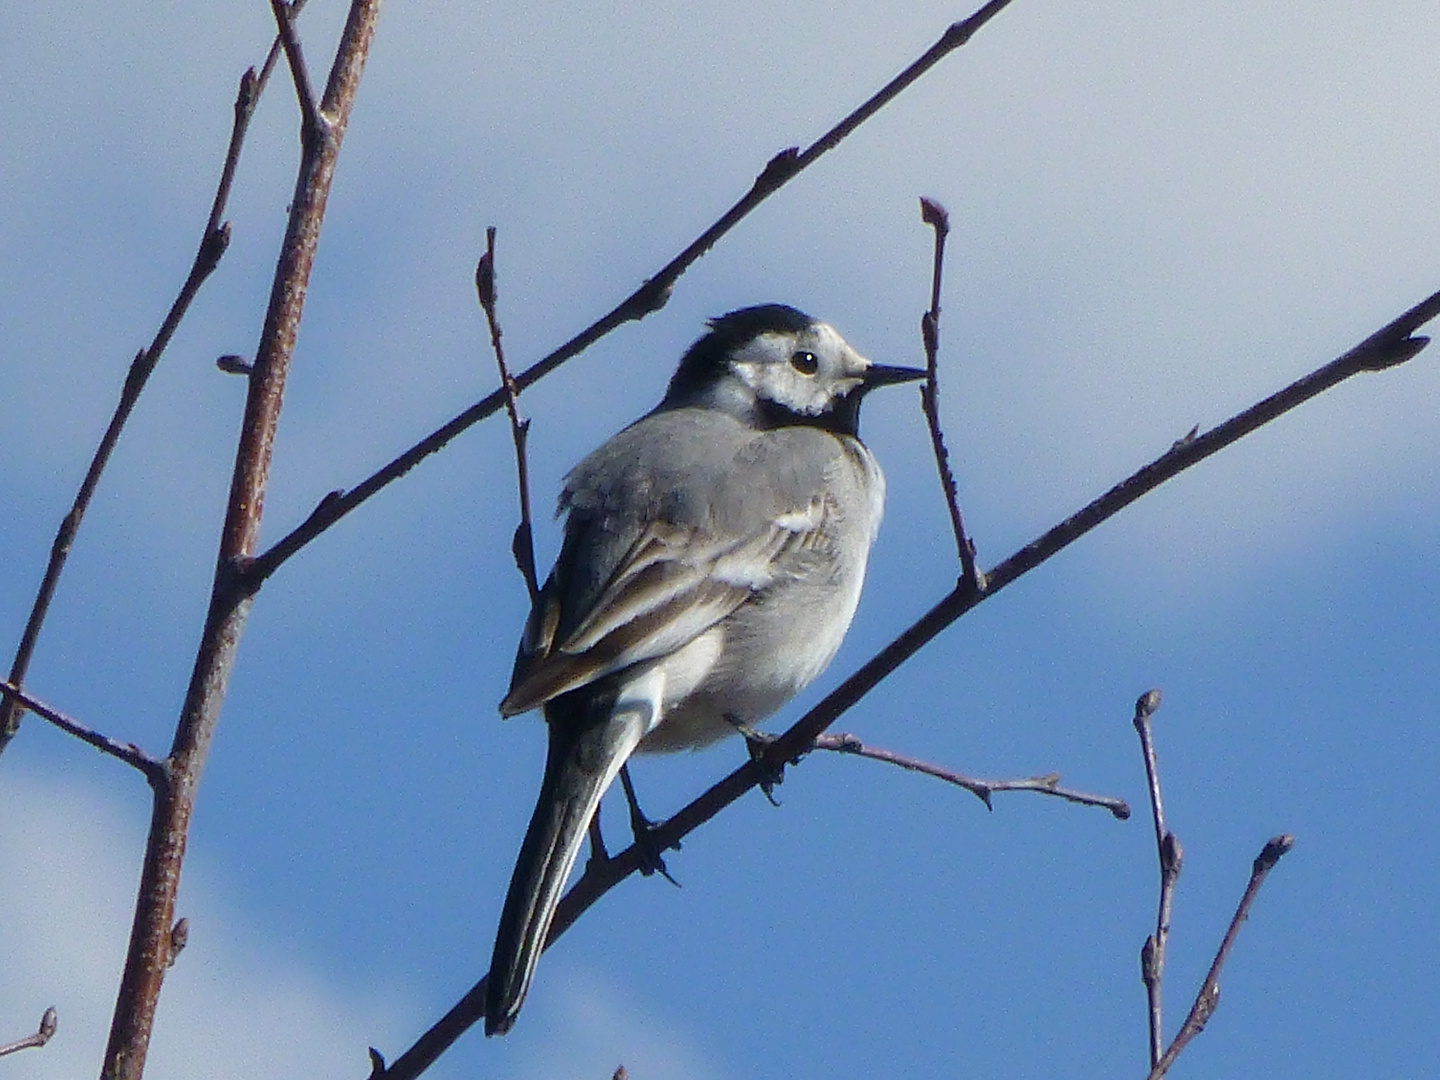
500,494 -> 827,716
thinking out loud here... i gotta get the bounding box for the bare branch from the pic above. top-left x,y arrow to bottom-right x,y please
0,0 -> 317,755
814,731 -> 1129,817
254,0 -> 313,98
370,290 -> 1430,1078
1133,690 -> 1168,854
1146,835 -> 1295,1079
0,679 -> 165,784
250,1 -> 1021,586
975,286 -> 1436,607
0,59 -> 270,756
1133,692 -> 1294,1077
916,197 -> 981,588
1132,689 -> 1180,1069
101,5 -> 384,1079
475,228 -> 539,600
270,0 -> 326,140
0,1008 -> 57,1059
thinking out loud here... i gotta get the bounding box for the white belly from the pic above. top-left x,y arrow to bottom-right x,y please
635,433 -> 884,754
636,534 -> 871,753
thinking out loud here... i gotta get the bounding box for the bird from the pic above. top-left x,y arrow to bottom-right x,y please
485,303 -> 924,1035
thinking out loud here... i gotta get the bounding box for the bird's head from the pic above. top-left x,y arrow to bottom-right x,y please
662,304 -> 925,436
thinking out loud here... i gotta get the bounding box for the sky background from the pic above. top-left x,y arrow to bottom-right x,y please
3,2 -> 1439,1078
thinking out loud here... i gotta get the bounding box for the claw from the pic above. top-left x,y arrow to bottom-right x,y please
726,715 -> 786,805
619,764 -> 681,886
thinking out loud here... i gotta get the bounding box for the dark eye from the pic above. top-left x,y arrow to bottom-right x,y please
790,350 -> 818,375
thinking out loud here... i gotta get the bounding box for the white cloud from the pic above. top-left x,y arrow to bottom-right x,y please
0,775 -> 719,1080
514,968 -> 721,1080
0,773 -> 404,1080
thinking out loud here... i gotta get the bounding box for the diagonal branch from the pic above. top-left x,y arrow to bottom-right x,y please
751,284 -> 1437,781
371,287 -> 1436,1079
270,0 -> 327,140
247,0 -> 1021,586
0,680 -> 165,785
100,6 -> 384,1079
814,731 -> 1129,817
254,0 -> 314,95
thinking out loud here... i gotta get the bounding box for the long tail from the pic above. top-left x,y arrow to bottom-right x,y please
485,699 -> 645,1036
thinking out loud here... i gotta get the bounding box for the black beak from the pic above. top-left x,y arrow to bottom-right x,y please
829,361 -> 926,437
861,363 -> 927,391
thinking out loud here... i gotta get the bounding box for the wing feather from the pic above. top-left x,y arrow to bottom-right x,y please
499,413 -> 846,717
502,508 -> 827,716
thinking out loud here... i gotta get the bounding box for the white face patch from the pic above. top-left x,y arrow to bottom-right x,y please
726,323 -> 871,417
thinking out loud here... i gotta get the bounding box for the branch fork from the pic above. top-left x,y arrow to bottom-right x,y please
1133,690 -> 1295,1078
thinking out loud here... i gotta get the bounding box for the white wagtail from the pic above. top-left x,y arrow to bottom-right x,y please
485,304 -> 923,1035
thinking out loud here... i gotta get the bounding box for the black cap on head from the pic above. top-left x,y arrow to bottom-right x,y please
665,304 -> 816,399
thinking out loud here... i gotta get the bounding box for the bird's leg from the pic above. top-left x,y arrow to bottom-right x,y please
619,763 -> 681,886
585,813 -> 611,873
725,714 -> 787,806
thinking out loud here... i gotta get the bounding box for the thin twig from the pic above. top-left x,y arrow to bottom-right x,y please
0,1008 -> 57,1059
270,0 -> 326,140
255,0 -> 311,96
1133,689 -> 1179,1069
475,228 -> 539,600
917,197 -> 981,588
1133,690 -> 1168,862
1145,835 -> 1295,1080
0,60 -> 270,755
0,680 -> 165,784
249,1 -> 1021,589
370,289 -> 1433,1079
100,6 -> 383,1080
0,0 -> 309,754
814,732 -> 1129,817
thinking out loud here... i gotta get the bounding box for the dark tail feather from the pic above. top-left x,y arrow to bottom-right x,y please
485,701 -> 644,1036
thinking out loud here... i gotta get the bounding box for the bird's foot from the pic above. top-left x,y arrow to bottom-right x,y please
620,764 -> 681,886
628,809 -> 682,886
726,715 -> 787,806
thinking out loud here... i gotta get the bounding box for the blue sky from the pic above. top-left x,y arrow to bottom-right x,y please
3,2 -> 1439,1078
